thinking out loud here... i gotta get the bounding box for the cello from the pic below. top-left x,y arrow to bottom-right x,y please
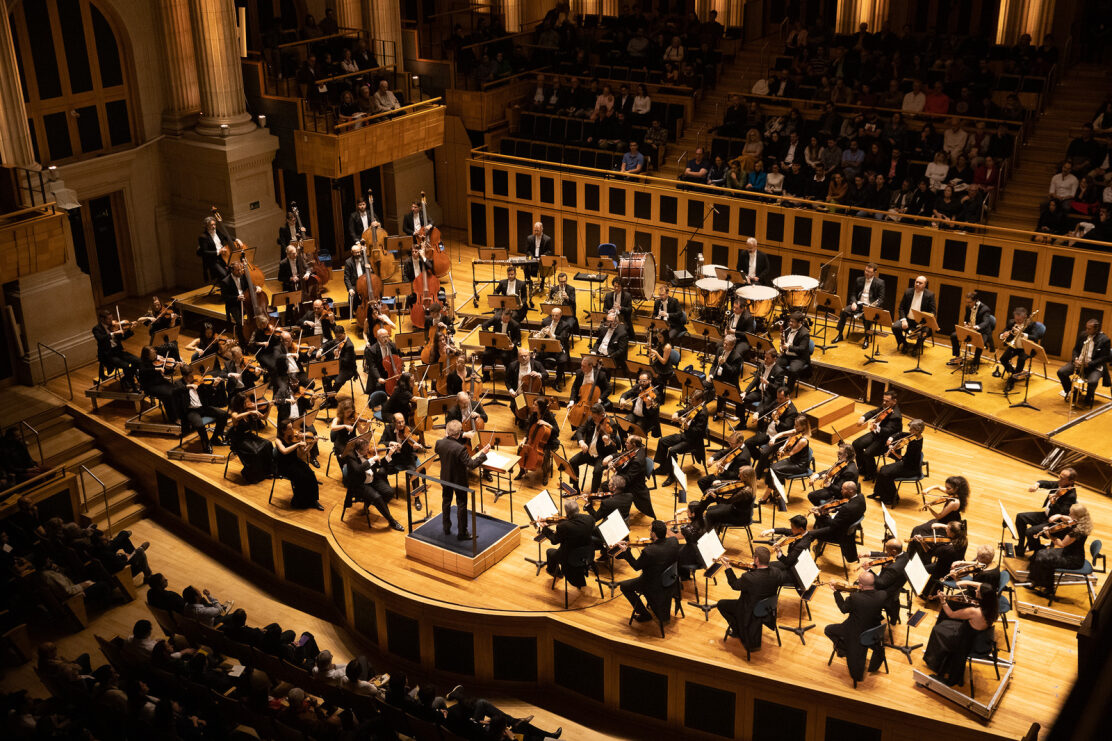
353,241 -> 384,334
510,360 -> 543,424
408,242 -> 441,328
237,250 -> 269,345
382,353 -> 405,395
291,204 -> 330,301
518,417 -> 553,474
567,379 -> 602,428
461,393 -> 487,454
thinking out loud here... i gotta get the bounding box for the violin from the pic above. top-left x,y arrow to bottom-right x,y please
715,555 -> 755,570
710,441 -> 747,474
141,299 -> 178,325
1038,518 -> 1076,539
676,400 -> 708,430
772,432 -> 803,463
810,496 -> 849,515
608,445 -> 638,471
947,562 -> 985,579
813,459 -> 848,488
869,404 -> 894,434
886,431 -> 921,459
861,556 -> 895,570
771,532 -> 806,553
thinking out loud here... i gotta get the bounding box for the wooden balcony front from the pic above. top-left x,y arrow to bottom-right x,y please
0,204 -> 68,283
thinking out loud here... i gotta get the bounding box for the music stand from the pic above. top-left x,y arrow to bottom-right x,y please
904,310 -> 938,376
1010,339 -> 1044,411
393,330 -> 425,356
487,294 -> 521,312
785,549 -> 819,642
688,530 -> 726,620
524,489 -> 560,574
271,289 -> 301,316
478,248 -> 509,261
624,358 -> 652,381
861,307 -> 892,365
381,281 -> 409,300
812,290 -> 843,353
947,326 -> 984,395
528,337 -> 563,357
305,360 -> 339,398
713,380 -> 745,436
998,500 -> 1019,566
674,369 -> 704,406
691,320 -> 723,370
540,302 -> 572,317
423,395 -> 456,425
151,323 -> 182,347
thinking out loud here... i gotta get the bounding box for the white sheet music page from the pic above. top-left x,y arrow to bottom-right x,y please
525,489 -> 559,522
696,530 -> 726,568
794,548 -> 820,589
598,509 -> 631,547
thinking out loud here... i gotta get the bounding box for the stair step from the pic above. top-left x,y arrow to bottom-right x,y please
62,448 -> 103,473
39,428 -> 96,469
83,486 -> 142,523
79,464 -> 130,499
96,501 -> 147,536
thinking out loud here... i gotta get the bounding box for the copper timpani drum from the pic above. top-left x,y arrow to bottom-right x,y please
618,252 -> 656,300
737,285 -> 780,321
695,278 -> 731,319
772,275 -> 820,312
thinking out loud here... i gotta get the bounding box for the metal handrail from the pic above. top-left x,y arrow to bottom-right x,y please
78,464 -> 110,535
17,420 -> 44,468
37,342 -> 73,400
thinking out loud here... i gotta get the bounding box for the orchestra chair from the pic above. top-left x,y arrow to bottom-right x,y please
178,414 -> 218,452
791,340 -> 816,396
996,570 -> 1015,652
1048,539 -> 1103,608
725,593 -> 782,661
268,450 -> 291,505
552,544 -> 606,609
966,626 -> 1002,700
644,456 -> 657,489
405,712 -> 444,741
596,243 -> 618,269
94,362 -> 124,389
627,562 -> 684,638
815,516 -> 866,578
828,621 -> 888,688
892,459 -> 930,504
781,448 -> 816,496
338,464 -> 376,529
715,521 -> 756,555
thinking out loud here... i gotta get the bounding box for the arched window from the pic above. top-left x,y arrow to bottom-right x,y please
8,0 -> 135,164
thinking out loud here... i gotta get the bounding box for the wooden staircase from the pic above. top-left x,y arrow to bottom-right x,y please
1,385 -> 146,534
987,62 -> 1111,230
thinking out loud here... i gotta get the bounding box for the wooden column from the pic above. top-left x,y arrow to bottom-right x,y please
188,0 -> 255,137
367,0 -> 405,71
0,11 -> 35,168
335,0 -> 363,29
158,0 -> 202,134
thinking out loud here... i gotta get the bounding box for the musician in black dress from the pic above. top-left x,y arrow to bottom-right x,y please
651,284 -> 686,342
698,430 -> 747,494
917,521 -> 968,598
717,546 -> 782,651
948,291 -> 994,368
274,419 -> 321,510
907,475 -> 969,560
619,372 -> 661,437
1029,503 -> 1092,595
808,443 -> 858,506
759,416 -> 811,497
444,353 -> 481,396
871,418 -> 926,505
341,438 -> 405,531
568,404 -> 619,494
922,581 -> 997,686
227,392 -> 274,484
833,262 -> 885,348
647,331 -> 675,398
655,390 -> 708,487
823,570 -> 889,684
435,420 -> 490,539
493,264 -> 530,322
329,397 -> 364,463
1015,468 -> 1078,557
93,310 -> 139,390
540,499 -> 596,588
851,390 -> 902,481
142,296 -> 179,345
617,520 -> 681,624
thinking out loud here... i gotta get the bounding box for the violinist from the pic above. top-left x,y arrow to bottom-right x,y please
773,311 -> 812,390
179,364 -> 230,455
532,307 -> 572,387
220,260 -> 254,327
479,307 -> 521,375
505,349 -> 548,399
616,519 -> 680,624
869,539 -> 911,624
907,475 -> 969,560
694,465 -> 756,534
618,372 -> 660,437
446,392 -> 488,448
808,443 -> 858,506
275,380 -> 321,433
655,389 -> 708,488
539,499 -> 596,588
251,314 -> 282,369
272,331 -> 309,401
946,544 -> 998,604
317,324 -> 357,400
276,209 -> 307,260
380,412 -> 427,476
140,297 -> 179,343
329,397 -> 366,463
698,429 -> 748,495
872,418 -> 925,505
93,310 -> 140,391
743,349 -> 785,410
851,389 -> 902,481
602,275 -> 633,333
226,391 -> 274,484
300,299 -> 336,341
917,521 -> 968,598
569,357 -> 611,411
586,474 -> 633,523
422,321 -> 454,369
743,386 -> 796,463
197,215 -> 231,282
444,353 -> 479,396
568,403 -> 620,495
221,346 -> 261,393
340,438 -> 405,531
823,570 -> 889,685
592,309 -> 629,365
278,244 -> 309,293
547,273 -> 578,329
759,416 -> 811,495
763,514 -> 814,583
1015,468 -> 1078,557
363,327 -> 400,392
516,396 -> 560,482
922,581 -> 997,687
274,418 -> 322,510
603,435 -> 652,518
493,265 -> 529,322
136,346 -> 183,423
651,284 -> 686,342
716,546 -> 781,651
811,481 -> 866,565
1028,503 -> 1092,596
185,323 -> 225,365
705,334 -> 744,419
346,198 -> 378,246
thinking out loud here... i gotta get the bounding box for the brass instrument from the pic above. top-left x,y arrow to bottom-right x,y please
552,285 -> 569,305
1069,335 -> 1094,407
1001,309 -> 1039,350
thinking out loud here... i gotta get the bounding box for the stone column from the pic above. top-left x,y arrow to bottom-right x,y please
188,0 -> 256,137
368,0 -> 405,71
158,0 -> 202,133
0,11 -> 35,168
335,0 -> 364,30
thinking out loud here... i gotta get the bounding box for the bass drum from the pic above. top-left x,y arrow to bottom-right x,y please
618,252 -> 656,300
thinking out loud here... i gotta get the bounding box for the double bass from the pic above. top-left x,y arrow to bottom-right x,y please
382,353 -> 405,395
354,241 -> 384,334
420,191 -> 450,278
360,193 -> 395,279
409,242 -> 441,328
291,204 -> 330,301
237,250 -> 269,345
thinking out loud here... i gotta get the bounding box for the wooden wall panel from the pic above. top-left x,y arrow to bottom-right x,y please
0,209 -> 68,283
295,106 -> 446,179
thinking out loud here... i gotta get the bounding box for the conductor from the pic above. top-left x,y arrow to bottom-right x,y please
435,420 -> 491,540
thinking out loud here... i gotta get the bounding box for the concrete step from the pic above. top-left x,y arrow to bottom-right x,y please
39,427 -> 96,470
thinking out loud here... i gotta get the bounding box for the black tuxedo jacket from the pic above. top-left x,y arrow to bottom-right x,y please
434,436 -> 486,490
863,404 -> 902,439
573,415 -> 622,454
544,512 -> 596,551
363,340 -> 400,382
897,288 -> 937,320
401,255 -> 435,284
481,316 -> 522,347
619,537 -> 681,602
781,325 -> 811,360
570,368 -> 611,403
593,323 -> 629,361
602,290 -> 633,326
1071,331 -> 1112,379
445,401 -> 488,427
725,567 -> 782,647
347,210 -> 375,245
651,296 -> 685,329
848,275 -> 886,309
343,256 -> 371,292
709,344 -> 744,386
401,213 -> 430,237
736,250 -> 770,284
520,232 -> 554,258
277,255 -> 307,292
505,360 -> 549,391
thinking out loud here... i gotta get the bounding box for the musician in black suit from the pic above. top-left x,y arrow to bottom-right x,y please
435,420 -> 490,539
1056,319 -> 1110,407
735,237 -> 770,285
602,276 -> 633,332
519,221 -> 553,283
619,372 -> 661,437
948,291 -> 994,367
586,473 -> 634,523
705,335 -> 744,419
697,466 -> 756,532
811,481 -> 867,564
401,200 -> 430,239
716,546 -> 782,650
722,301 -> 758,355
871,540 -> 911,624
1015,468 -> 1078,557
277,244 -> 308,293
196,216 -> 231,282
445,392 -> 488,449
379,412 -> 426,475
606,436 -> 654,518
479,308 -> 522,372
808,443 -> 859,506
568,404 -> 620,494
872,419 -> 925,505
823,570 -> 889,683
890,275 -> 937,352
532,308 -> 572,387
363,328 -> 400,396
617,520 -> 681,623
494,264 -> 530,322
996,306 -> 1046,388
92,310 -> 139,390
347,198 -> 379,246
341,438 -> 405,531
698,431 -> 748,494
766,515 -> 814,582
299,299 -> 336,342
316,325 -> 357,397
851,390 -> 902,480
650,285 -> 686,342
744,386 -> 796,463
401,243 -> 436,284
276,210 -> 306,259
833,263 -> 885,348
656,389 -> 708,486
136,347 -> 183,424
774,311 -> 811,388
219,260 -> 253,327
547,273 -> 578,330
592,310 -> 629,364
541,499 -> 596,587
743,349 -> 786,410
179,364 -> 229,455
506,349 -> 549,397
569,356 -> 611,408
343,243 -> 370,316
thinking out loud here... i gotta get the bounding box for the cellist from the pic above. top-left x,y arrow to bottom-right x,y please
516,396 -> 559,482
568,403 -> 620,494
363,327 -> 400,394
568,356 -> 610,415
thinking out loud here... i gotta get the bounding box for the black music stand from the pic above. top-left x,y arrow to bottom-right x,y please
478,248 -> 509,261
487,294 -> 522,313
478,331 -> 515,400
712,380 -> 745,436
861,307 -> 892,365
887,607 -> 926,663
1009,339 -> 1044,411
393,330 -> 425,357
690,320 -> 722,370
538,255 -> 564,292
540,302 -> 572,318
812,290 -> 842,353
585,310 -> 610,337
946,326 -> 984,395
904,309 -> 938,376
674,369 -> 705,406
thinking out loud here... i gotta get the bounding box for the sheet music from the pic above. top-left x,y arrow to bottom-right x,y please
598,509 -> 630,547
525,489 -> 559,522
483,450 -> 517,471
999,500 -> 1018,539
672,456 -> 688,493
696,530 -> 725,568
769,467 -> 787,504
881,503 -> 899,541
793,549 -> 820,591
905,553 -> 930,596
